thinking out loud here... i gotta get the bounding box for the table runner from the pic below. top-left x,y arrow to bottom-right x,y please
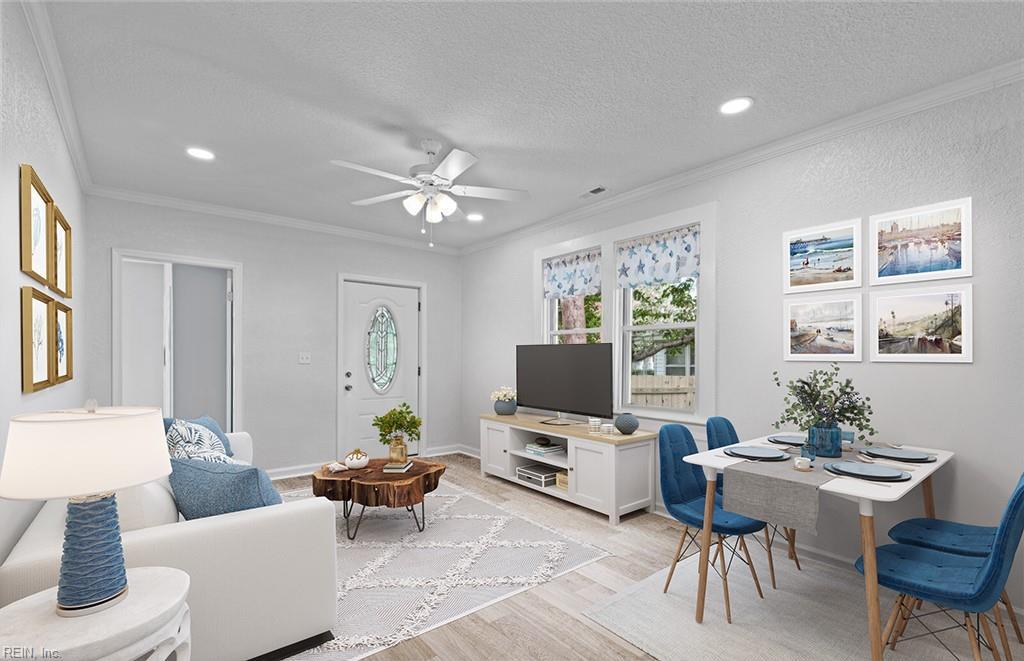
722,457 -> 836,533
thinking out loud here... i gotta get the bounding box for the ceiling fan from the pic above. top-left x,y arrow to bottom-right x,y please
330,139 -> 528,224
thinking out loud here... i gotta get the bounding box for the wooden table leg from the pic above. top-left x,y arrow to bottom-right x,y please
859,501 -> 884,661
922,475 -> 936,518
695,470 -> 717,624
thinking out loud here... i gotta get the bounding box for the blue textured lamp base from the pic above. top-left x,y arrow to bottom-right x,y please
57,494 -> 128,617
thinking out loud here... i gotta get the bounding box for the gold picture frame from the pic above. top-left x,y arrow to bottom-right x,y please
51,205 -> 72,298
20,164 -> 54,287
53,301 -> 73,384
21,287 -> 55,393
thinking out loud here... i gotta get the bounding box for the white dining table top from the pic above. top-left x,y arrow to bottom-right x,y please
684,435 -> 954,503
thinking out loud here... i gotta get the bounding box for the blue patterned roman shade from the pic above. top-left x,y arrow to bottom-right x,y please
615,225 -> 700,289
542,247 -> 601,299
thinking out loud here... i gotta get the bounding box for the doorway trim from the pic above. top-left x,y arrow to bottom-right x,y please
112,248 -> 244,431
337,274 -> 427,459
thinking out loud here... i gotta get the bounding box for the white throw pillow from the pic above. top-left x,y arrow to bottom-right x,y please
166,419 -> 238,464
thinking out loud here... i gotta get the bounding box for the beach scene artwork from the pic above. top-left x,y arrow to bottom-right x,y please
872,285 -> 972,363
785,297 -> 860,361
783,219 -> 860,293
871,198 -> 971,285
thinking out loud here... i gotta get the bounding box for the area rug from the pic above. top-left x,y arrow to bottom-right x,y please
584,551 -> 1011,660
279,481 -> 607,660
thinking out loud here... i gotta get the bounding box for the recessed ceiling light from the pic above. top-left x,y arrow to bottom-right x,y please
719,97 -> 753,115
186,146 -> 215,161
465,213 -> 484,222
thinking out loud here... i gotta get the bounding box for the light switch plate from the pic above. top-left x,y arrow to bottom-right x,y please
298,352 -> 312,365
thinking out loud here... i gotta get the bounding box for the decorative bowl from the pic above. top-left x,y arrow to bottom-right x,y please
344,449 -> 370,470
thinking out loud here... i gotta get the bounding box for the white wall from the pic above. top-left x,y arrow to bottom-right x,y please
0,4 -> 89,561
461,83 -> 1024,599
83,196 -> 463,473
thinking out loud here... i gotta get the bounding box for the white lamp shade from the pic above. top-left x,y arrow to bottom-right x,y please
0,407 -> 171,500
402,192 -> 426,215
425,198 -> 444,224
434,192 -> 457,217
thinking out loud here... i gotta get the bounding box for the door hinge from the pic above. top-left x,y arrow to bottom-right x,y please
418,366 -> 422,376
418,302 -> 421,311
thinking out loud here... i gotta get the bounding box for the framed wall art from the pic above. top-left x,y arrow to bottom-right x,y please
784,294 -> 861,361
54,301 -> 73,384
51,205 -> 72,298
21,286 -> 55,392
869,197 -> 971,285
782,218 -> 861,293
870,283 -> 972,363
20,164 -> 53,287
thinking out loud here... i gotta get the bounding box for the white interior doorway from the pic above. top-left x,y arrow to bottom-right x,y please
113,249 -> 243,431
338,276 -> 425,460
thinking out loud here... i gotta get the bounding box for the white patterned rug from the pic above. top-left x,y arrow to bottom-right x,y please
280,481 -> 607,660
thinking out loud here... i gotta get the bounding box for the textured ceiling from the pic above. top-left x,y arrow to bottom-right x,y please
45,2 -> 1024,248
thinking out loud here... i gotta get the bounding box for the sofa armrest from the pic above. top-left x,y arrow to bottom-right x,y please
226,431 -> 253,464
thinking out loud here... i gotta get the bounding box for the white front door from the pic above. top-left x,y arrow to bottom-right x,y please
341,281 -> 420,458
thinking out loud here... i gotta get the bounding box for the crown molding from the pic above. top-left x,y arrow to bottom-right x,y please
21,2 -> 93,187
86,185 -> 460,255
461,58 -> 1024,255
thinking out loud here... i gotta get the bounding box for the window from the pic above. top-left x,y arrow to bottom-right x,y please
542,247 -> 602,344
366,305 -> 397,393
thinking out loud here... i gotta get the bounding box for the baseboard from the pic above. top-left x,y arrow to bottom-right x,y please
265,462 -> 323,480
248,631 -> 334,661
420,444 -> 480,459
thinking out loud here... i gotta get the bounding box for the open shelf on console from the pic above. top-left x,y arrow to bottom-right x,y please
509,448 -> 568,469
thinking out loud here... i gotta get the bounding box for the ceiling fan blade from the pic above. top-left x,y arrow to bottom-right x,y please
432,149 -> 478,182
449,184 -> 529,201
350,190 -> 418,206
330,159 -> 416,185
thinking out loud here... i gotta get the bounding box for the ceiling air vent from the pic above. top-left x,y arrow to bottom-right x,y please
579,185 -> 607,199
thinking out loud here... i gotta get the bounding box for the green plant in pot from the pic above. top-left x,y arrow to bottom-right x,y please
372,402 -> 422,464
772,363 -> 876,458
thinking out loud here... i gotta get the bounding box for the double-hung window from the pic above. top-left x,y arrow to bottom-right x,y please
543,247 -> 602,344
616,225 -> 700,413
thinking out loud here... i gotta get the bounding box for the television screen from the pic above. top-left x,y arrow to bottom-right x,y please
516,343 -> 613,419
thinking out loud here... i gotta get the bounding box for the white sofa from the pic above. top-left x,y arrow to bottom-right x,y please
0,432 -> 338,661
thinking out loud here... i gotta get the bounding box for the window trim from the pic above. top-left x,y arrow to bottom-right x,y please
533,202 -> 717,424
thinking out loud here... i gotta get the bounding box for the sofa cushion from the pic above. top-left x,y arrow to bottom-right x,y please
116,481 -> 181,532
168,458 -> 282,520
164,416 -> 234,457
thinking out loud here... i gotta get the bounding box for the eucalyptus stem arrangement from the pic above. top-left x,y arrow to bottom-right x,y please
772,363 -> 877,442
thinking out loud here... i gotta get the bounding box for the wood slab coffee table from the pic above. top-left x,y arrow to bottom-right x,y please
311,458 -> 446,539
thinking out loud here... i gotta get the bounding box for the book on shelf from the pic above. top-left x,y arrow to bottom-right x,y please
382,460 -> 413,473
525,444 -> 565,454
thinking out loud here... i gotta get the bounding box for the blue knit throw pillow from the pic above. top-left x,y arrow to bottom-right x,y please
168,458 -> 282,520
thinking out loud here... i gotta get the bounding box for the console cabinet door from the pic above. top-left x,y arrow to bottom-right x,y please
568,438 -> 612,512
480,421 -> 511,477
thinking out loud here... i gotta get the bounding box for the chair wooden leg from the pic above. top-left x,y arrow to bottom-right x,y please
663,526 -> 689,594
992,605 -> 1013,661
787,528 -> 802,571
739,535 -> 763,599
891,594 -> 914,650
1002,590 -> 1024,644
763,527 -> 777,589
783,527 -> 794,559
968,613 -> 984,661
883,594 -> 907,645
980,612 -> 1003,661
711,543 -> 720,566
717,534 -> 732,624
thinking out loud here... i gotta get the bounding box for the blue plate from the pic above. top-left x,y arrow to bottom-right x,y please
824,461 -> 911,482
767,434 -> 806,447
724,447 -> 788,461
862,447 -> 936,463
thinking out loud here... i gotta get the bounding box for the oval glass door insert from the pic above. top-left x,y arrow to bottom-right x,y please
366,305 -> 398,393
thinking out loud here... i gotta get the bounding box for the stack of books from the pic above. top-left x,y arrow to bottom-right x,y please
383,460 -> 413,473
525,443 -> 565,458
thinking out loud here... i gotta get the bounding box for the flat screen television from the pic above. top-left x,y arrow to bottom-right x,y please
516,343 -> 613,419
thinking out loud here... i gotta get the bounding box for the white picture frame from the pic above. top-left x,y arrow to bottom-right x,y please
783,293 -> 861,362
782,218 -> 861,294
869,197 -> 972,286
870,283 -> 972,363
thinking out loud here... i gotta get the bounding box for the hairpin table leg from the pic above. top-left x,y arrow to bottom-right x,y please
407,501 -> 426,532
346,503 -> 366,540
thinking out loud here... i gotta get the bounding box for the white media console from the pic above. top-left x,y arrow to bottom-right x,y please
479,413 -> 658,524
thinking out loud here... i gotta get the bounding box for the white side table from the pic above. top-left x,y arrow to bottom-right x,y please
0,567 -> 190,661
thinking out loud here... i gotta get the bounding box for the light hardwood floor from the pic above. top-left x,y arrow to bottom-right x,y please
274,453 -> 687,660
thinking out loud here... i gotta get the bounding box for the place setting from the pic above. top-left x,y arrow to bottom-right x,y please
721,446 -> 790,462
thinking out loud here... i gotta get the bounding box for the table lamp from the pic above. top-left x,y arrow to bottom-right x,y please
0,406 -> 170,616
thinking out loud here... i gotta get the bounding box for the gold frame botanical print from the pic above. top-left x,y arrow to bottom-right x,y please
53,301 -> 73,384
51,205 -> 73,298
20,164 -> 54,287
21,286 -> 55,393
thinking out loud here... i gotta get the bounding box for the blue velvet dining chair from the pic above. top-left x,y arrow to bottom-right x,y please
705,415 -> 802,589
856,472 -> 1024,660
659,424 -> 770,623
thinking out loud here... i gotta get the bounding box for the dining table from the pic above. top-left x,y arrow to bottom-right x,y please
684,435 -> 954,661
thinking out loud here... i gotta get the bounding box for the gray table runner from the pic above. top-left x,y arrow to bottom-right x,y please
722,458 -> 836,534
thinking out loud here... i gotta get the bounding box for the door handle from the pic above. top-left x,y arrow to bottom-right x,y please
345,385 -> 353,391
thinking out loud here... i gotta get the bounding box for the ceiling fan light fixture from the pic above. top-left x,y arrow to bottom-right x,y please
435,192 -> 458,217
402,191 -> 427,215
425,198 -> 444,224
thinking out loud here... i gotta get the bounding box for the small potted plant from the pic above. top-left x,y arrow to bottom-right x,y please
372,403 -> 422,464
490,386 -> 517,415
772,363 -> 876,458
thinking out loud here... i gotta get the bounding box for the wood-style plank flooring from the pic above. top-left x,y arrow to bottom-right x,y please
274,453 -> 686,660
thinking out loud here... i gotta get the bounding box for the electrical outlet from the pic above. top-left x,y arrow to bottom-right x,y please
298,352 -> 312,365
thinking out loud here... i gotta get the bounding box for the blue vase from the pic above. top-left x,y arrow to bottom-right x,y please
494,400 -> 517,415
614,412 -> 640,435
810,424 -> 842,458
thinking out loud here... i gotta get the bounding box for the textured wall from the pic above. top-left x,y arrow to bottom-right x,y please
461,83 -> 1024,599
0,5 -> 89,562
83,196 -> 463,472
